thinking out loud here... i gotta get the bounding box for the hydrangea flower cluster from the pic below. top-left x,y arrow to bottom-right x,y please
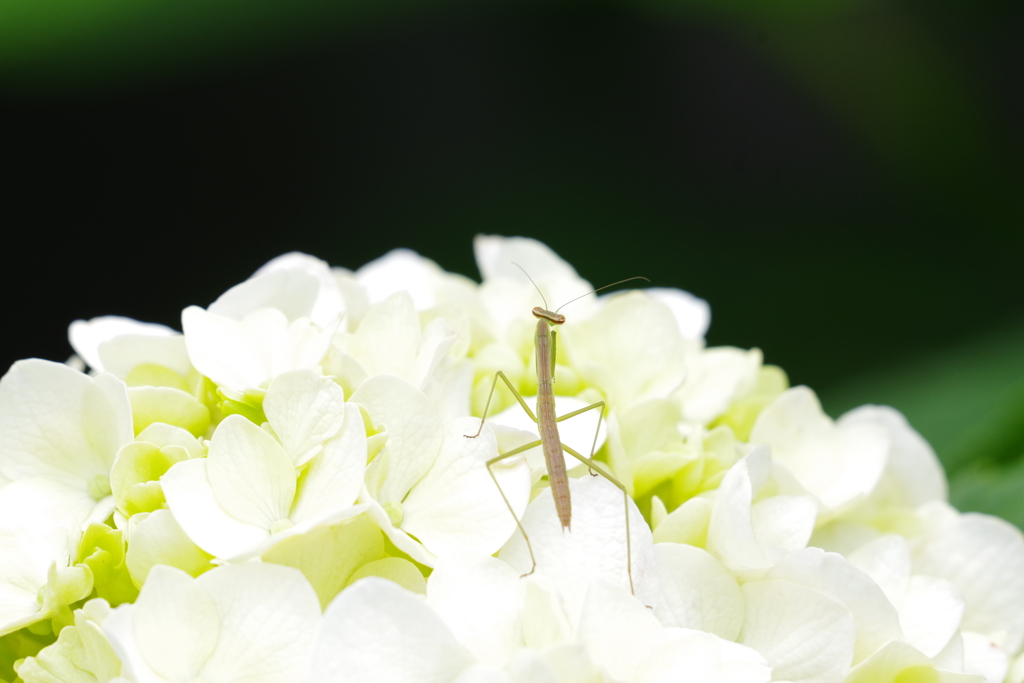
1,235 -> 1022,683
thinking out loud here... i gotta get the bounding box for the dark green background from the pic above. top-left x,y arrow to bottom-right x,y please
2,0 -> 1022,522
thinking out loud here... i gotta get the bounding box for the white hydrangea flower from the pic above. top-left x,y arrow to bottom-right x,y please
4,236 -> 1024,683
162,371 -> 366,560
101,564 -> 320,683
354,374 -> 530,565
0,359 -> 133,531
182,262 -> 340,398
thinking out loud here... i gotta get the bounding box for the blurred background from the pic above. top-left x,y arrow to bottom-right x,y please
1,0 -> 1022,523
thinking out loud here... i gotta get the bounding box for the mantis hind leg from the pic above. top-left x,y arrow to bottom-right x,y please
466,371 -> 539,439
556,400 -> 605,476
487,440 -> 542,578
561,444 -> 635,596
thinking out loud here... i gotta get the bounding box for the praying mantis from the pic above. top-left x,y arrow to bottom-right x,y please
466,269 -> 648,594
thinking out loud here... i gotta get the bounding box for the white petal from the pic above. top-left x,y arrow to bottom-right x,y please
707,447 -> 773,574
750,387 -> 888,513
499,475 -> 655,623
347,291 -> 421,379
206,415 -> 296,529
838,405 -> 946,506
182,305 -> 277,392
652,543 -> 744,640
750,495 -> 817,556
128,565 -> 220,682
564,292 -> 689,408
197,564 -> 321,683
357,248 -> 446,309
0,478 -> 100,534
208,267 -> 319,322
643,287 -> 711,341
290,403 -> 367,523
0,360 -> 132,487
69,316 -> 176,373
254,252 -> 347,327
900,576 -> 964,658
402,418 -> 530,558
351,375 -> 443,505
312,578 -> 473,683
427,555 -> 525,666
474,235 -> 587,294
768,548 -> 903,664
962,632 -> 1009,683
161,458 -> 269,558
846,535 -> 911,604
264,370 -> 347,467
0,531 -> 74,634
739,579 -> 855,683
675,347 -> 761,425
635,629 -> 772,683
575,580 -> 666,681
913,512 -> 1024,654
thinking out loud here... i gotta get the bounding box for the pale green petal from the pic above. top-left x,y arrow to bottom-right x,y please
133,423 -> 205,459
98,334 -> 192,381
17,598 -> 122,683
264,514 -> 386,610
68,317 -> 176,374
652,496 -> 712,546
675,347 -> 761,425
125,510 -> 213,586
263,370 -> 346,467
127,386 -> 209,438
206,415 -> 296,529
347,557 -> 425,595
312,578 -> 473,683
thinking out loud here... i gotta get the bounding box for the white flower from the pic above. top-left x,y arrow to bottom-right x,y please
750,386 -> 889,516
162,371 -> 366,559
354,374 -> 531,565
102,564 -> 320,683
0,359 -> 133,531
181,262 -> 340,397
